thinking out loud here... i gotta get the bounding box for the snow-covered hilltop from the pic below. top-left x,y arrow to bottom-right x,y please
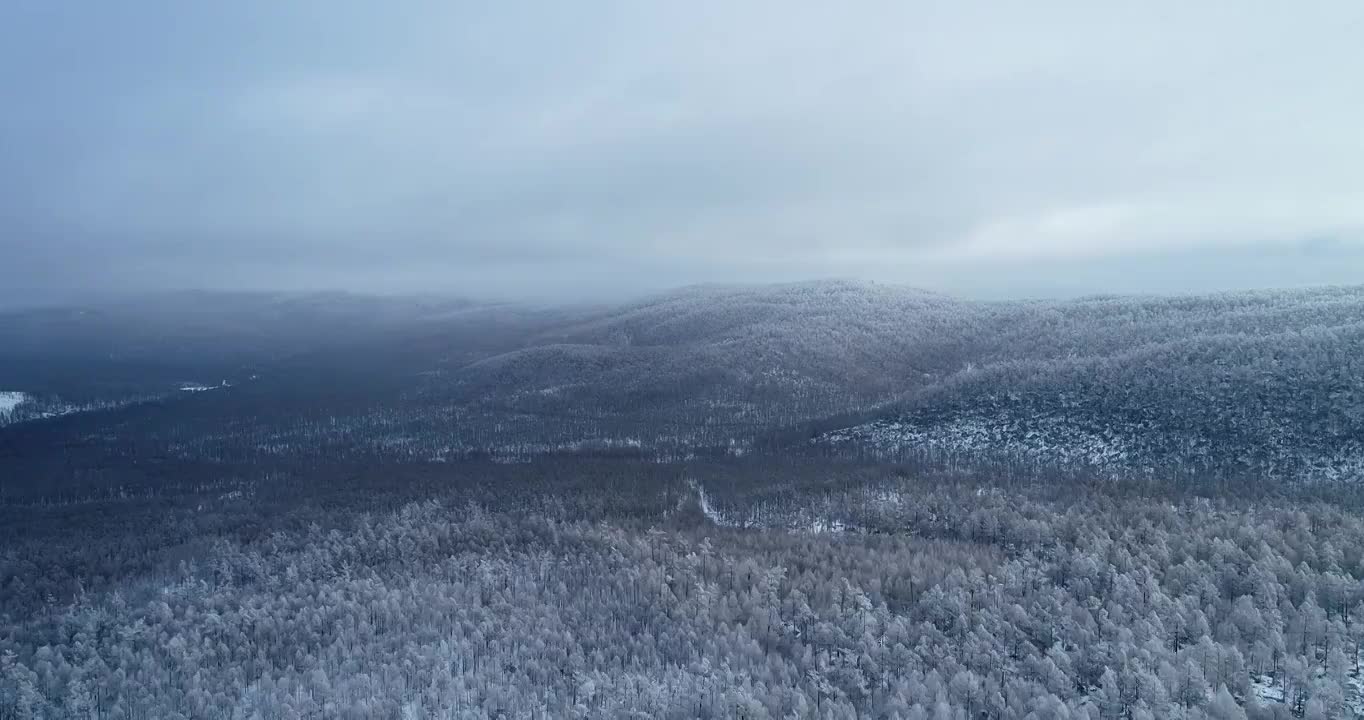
817,307 -> 1364,484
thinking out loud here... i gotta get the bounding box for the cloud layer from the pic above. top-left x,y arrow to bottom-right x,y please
3,1 -> 1363,302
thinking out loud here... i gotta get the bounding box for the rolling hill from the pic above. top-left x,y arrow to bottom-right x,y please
3,281 -> 1362,484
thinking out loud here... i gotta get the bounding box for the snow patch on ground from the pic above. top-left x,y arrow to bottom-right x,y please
1249,667 -> 1364,716
1250,674 -> 1284,704
0,393 -> 163,428
689,480 -> 862,534
180,380 -> 231,392
806,517 -> 847,534
692,480 -> 741,528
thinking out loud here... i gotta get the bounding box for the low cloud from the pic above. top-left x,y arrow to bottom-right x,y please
3,1 -> 1362,302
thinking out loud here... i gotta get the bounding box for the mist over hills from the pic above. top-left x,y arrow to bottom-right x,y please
2,280 -> 1361,490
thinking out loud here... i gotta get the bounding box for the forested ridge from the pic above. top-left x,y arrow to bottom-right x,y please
4,281 -> 1362,483
4,281 -> 1364,718
823,319 -> 1364,483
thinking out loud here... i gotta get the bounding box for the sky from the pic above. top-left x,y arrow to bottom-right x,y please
3,1 -> 1363,304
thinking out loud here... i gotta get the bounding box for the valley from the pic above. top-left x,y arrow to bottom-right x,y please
2,282 -> 1363,718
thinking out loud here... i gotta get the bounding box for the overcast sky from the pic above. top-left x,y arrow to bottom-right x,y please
3,1 -> 1363,304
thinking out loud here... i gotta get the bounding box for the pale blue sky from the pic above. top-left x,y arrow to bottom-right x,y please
3,1 -> 1363,303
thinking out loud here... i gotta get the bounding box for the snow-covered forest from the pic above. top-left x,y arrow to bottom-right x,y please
6,0 -> 1363,710
3,282 -> 1364,717
5,282 -> 1362,483
5,461 -> 1364,718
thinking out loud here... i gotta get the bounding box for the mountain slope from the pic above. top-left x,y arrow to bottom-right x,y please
820,286 -> 1364,483
3,281 -> 1362,483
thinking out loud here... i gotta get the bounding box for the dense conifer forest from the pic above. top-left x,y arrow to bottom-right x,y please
3,282 -> 1364,717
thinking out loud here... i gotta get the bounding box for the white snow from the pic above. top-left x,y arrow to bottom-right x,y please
0,391 -> 26,416
1250,674 -> 1284,704
1250,665 -> 1364,715
820,412 -> 1364,484
1352,672 -> 1364,718
180,380 -> 232,392
689,479 -> 861,534
806,518 -> 847,534
692,480 -> 740,528
1,392 -> 162,427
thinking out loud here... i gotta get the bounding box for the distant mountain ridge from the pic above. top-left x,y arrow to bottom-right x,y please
3,281 -> 1362,484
